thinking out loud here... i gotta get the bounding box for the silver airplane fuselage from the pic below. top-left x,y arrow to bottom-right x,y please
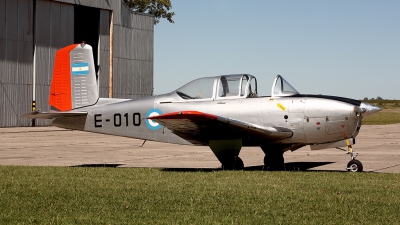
54,92 -> 362,148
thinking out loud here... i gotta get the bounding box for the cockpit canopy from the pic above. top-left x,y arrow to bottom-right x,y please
173,74 -> 299,101
175,74 -> 258,100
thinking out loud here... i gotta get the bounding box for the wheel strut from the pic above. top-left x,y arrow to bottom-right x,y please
336,141 -> 363,172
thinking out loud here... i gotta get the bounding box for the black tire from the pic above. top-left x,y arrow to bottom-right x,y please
222,156 -> 244,170
347,159 -> 363,172
264,153 -> 285,171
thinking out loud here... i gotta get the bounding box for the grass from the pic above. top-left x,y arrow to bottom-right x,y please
1,166 -> 400,224
362,109 -> 400,125
362,100 -> 400,109
360,100 -> 400,125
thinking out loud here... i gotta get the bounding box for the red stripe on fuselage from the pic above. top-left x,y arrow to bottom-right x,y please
148,111 -> 218,120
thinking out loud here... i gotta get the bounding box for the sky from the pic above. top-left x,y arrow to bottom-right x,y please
153,0 -> 400,100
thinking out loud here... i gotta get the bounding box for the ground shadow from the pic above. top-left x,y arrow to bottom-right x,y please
72,164 -> 125,168
69,161 -> 346,172
161,161 -> 336,172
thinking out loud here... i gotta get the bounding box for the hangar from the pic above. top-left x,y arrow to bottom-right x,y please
0,0 -> 154,127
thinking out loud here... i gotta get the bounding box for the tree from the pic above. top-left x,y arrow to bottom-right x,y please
123,0 -> 175,24
363,97 -> 368,101
376,96 -> 383,100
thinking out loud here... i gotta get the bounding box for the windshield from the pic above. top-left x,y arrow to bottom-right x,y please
175,77 -> 215,100
272,75 -> 299,97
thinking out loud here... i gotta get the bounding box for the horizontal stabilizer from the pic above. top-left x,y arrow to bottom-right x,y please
21,110 -> 87,119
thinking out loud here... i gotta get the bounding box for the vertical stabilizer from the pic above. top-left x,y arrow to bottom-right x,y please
49,44 -> 99,111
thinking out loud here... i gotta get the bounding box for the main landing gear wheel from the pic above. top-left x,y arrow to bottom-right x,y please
263,151 -> 285,171
347,159 -> 363,172
222,156 -> 244,170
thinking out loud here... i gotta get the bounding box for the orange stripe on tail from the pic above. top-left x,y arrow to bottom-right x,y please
49,44 -> 78,111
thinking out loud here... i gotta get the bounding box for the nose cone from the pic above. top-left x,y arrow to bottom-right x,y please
359,102 -> 382,118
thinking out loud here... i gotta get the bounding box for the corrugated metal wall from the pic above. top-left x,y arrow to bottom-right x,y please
98,9 -> 110,98
112,10 -> 154,99
0,0 -> 154,127
54,0 -> 112,10
34,0 -> 75,126
0,0 -> 34,127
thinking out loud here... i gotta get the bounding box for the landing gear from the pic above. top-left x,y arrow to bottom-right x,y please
347,159 -> 363,172
337,142 -> 363,172
221,156 -> 244,170
261,147 -> 285,171
346,148 -> 363,172
209,139 -> 244,170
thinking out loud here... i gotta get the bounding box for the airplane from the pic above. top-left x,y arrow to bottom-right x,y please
22,43 -> 382,172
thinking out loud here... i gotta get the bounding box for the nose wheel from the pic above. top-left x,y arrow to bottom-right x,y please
346,148 -> 363,172
347,159 -> 363,172
337,144 -> 363,172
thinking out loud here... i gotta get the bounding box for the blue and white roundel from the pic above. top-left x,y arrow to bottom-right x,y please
146,108 -> 162,130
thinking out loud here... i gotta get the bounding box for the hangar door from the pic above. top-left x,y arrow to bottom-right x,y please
74,5 -> 100,74
74,5 -> 111,99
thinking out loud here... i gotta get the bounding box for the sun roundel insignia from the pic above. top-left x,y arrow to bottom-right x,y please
146,108 -> 162,130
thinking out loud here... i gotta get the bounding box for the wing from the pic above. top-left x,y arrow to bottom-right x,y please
148,110 -> 293,145
21,110 -> 87,119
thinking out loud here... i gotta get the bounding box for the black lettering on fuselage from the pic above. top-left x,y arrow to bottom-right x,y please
114,113 -> 121,127
124,113 -> 129,126
94,114 -> 102,127
104,113 -> 142,128
133,113 -> 141,126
